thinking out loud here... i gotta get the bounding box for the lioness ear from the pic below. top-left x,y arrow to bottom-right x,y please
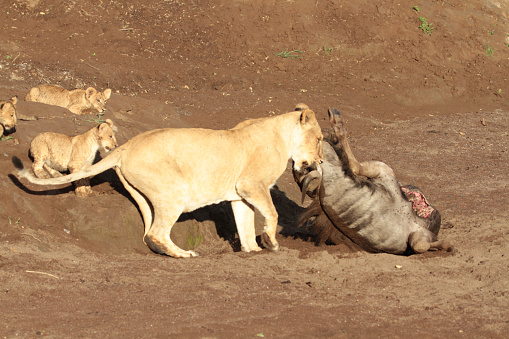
86,87 -> 97,99
10,95 -> 18,105
103,89 -> 112,100
300,109 -> 317,126
295,103 -> 309,112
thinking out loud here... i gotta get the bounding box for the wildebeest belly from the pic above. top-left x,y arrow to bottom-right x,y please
322,176 -> 420,254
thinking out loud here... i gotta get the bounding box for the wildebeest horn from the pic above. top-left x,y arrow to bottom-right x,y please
301,170 -> 322,204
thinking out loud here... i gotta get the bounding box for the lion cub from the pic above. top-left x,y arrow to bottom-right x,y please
1,96 -> 37,138
25,84 -> 112,115
30,119 -> 118,197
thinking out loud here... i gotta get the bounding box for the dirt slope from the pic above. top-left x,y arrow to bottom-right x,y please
1,0 -> 508,337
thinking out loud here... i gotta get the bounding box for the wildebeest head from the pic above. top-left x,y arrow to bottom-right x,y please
293,161 -> 322,204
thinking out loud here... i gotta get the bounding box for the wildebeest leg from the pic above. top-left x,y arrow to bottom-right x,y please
408,229 -> 433,253
115,168 -> 153,244
329,108 -> 389,179
408,228 -> 454,253
145,198 -> 198,258
428,240 -> 454,252
231,200 -> 262,252
238,184 -> 280,252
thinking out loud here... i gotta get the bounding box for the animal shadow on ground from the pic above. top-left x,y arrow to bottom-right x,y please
177,185 -> 306,252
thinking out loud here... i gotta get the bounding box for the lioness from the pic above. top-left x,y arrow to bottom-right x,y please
14,107 -> 324,258
29,119 -> 118,197
25,84 -> 112,115
0,96 -> 37,138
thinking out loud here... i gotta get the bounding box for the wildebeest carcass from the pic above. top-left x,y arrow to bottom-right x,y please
293,108 -> 453,254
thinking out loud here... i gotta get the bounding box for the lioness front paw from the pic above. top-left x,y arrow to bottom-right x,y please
175,250 -> 199,258
261,233 -> 280,252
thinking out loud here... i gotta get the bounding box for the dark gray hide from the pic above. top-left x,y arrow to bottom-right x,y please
296,110 -> 452,254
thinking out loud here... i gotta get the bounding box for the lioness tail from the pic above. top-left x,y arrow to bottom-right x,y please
12,149 -> 122,186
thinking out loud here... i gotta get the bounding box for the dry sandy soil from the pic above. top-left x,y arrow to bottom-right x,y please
1,0 -> 508,337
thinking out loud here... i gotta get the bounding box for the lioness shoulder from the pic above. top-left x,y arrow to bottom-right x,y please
30,118 -> 118,197
25,84 -> 112,115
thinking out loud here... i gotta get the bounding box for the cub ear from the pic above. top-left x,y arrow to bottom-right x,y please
299,109 -> 317,126
103,88 -> 112,100
10,95 -> 18,105
85,87 -> 97,99
106,118 -> 118,132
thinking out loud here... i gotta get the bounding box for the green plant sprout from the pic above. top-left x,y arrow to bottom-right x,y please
485,46 -> 494,56
419,17 -> 434,35
187,231 -> 203,250
488,24 -> 497,35
9,217 -> 20,225
83,115 -> 106,124
323,44 -> 333,55
413,6 -> 420,12
275,49 -> 304,59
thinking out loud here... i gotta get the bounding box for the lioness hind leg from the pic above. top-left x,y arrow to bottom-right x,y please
146,203 -> 198,258
231,200 -> 262,252
115,168 -> 153,243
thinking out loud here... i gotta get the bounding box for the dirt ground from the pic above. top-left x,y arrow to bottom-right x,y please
1,0 -> 508,337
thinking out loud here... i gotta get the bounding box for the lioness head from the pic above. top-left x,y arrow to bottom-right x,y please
0,96 -> 18,134
291,108 -> 324,172
86,87 -> 112,113
97,119 -> 118,152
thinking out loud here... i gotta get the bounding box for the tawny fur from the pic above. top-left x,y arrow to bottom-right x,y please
29,119 -> 118,197
25,84 -> 112,115
0,96 -> 37,138
14,106 -> 324,258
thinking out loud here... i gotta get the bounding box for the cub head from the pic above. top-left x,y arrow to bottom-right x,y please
96,119 -> 118,152
0,96 -> 18,134
86,87 -> 112,113
291,108 -> 324,173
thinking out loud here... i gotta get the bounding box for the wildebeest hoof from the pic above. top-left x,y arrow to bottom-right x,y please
412,241 -> 430,254
261,233 -> 280,252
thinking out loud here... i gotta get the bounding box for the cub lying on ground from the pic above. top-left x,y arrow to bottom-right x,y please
14,106 -> 324,258
1,96 -> 37,138
29,119 -> 118,197
25,84 -> 112,115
